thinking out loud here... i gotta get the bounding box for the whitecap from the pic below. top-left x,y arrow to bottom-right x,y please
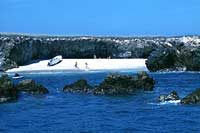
148,100 -> 181,105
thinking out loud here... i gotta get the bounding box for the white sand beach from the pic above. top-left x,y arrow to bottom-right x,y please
6,59 -> 148,73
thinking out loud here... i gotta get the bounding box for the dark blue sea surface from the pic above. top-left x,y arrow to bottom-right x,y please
1,71 -> 200,132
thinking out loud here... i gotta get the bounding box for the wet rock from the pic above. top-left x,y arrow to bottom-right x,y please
158,91 -> 180,102
134,71 -> 155,91
146,48 -> 178,72
93,74 -> 135,95
0,74 -> 17,103
17,79 -> 49,94
179,47 -> 200,71
93,71 -> 155,95
146,46 -> 200,72
181,88 -> 200,104
63,79 -> 92,93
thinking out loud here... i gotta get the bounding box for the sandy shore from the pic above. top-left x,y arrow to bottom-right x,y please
6,59 -> 148,73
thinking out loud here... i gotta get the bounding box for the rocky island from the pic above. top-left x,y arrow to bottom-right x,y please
0,74 -> 48,103
158,89 -> 200,105
63,71 -> 155,95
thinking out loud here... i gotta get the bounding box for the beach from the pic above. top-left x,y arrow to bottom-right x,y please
6,59 -> 148,73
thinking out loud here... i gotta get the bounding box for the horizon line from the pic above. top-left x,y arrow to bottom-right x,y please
0,32 -> 199,38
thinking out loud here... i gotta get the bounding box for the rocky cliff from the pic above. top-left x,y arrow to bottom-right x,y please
0,34 -> 200,71
146,36 -> 200,71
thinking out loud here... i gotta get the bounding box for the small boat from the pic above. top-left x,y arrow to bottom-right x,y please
48,55 -> 63,66
12,73 -> 24,79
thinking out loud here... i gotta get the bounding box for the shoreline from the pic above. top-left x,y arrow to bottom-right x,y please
6,59 -> 148,73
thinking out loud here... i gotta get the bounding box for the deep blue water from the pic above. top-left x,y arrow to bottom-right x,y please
1,71 -> 200,132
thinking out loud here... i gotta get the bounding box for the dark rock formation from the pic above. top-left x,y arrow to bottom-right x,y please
0,74 -> 17,103
158,89 -> 200,105
62,71 -> 155,95
0,59 -> 18,71
17,79 -> 49,94
179,47 -> 200,71
93,71 -> 155,95
181,89 -> 200,104
158,91 -> 180,102
63,79 -> 92,93
134,71 -> 155,91
146,48 -> 179,72
146,46 -> 200,72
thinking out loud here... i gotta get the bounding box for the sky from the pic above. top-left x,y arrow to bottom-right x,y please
0,0 -> 200,36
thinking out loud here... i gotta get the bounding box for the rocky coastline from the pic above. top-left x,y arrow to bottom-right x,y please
1,34 -> 200,72
1,34 -> 200,105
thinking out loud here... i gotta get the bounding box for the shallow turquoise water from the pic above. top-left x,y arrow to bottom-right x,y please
0,71 -> 200,132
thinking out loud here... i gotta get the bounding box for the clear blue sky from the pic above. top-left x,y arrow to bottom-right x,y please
0,0 -> 200,36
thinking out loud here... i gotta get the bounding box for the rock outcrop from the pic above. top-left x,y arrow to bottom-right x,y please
63,79 -> 92,94
17,79 -> 49,94
181,89 -> 200,104
62,72 -> 155,95
146,42 -> 200,72
134,71 -> 155,91
0,74 -> 18,103
158,91 -> 180,102
158,89 -> 200,105
146,48 -> 179,72
93,71 -> 155,95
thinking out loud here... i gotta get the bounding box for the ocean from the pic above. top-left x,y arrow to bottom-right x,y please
0,71 -> 200,132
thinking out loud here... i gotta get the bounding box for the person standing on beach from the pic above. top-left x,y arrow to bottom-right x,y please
75,62 -> 78,69
85,62 -> 89,69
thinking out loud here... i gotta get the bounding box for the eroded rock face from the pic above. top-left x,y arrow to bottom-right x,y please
0,59 -> 18,71
0,74 -> 17,103
146,48 -> 178,72
179,47 -> 200,71
181,89 -> 200,104
158,91 -> 180,102
93,71 -> 155,95
1,34 -> 200,72
63,79 -> 92,94
0,34 -> 161,71
146,46 -> 200,72
17,79 -> 49,94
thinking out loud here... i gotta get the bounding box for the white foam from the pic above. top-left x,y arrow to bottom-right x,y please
160,100 -> 181,105
149,100 -> 181,106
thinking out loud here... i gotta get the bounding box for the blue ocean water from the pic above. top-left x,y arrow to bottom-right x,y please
1,71 -> 200,132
